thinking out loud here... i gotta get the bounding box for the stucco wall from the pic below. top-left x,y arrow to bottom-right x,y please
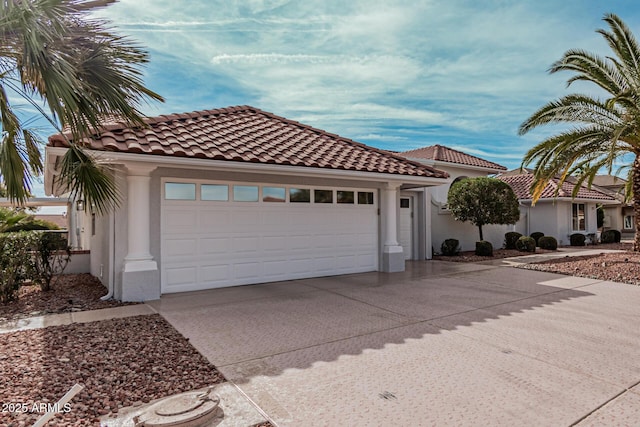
516,201 -> 600,246
428,164 -> 512,252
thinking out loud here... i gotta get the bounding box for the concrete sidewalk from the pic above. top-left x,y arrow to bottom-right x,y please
150,260 -> 640,426
0,304 -> 156,334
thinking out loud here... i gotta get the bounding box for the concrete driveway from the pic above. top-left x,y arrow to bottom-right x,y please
148,261 -> 640,426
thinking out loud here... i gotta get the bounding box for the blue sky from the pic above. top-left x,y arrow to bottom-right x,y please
22,1 -> 640,195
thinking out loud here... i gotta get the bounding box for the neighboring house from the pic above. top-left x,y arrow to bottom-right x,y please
497,170 -> 617,245
398,145 -> 509,253
44,106 -> 449,301
591,175 -> 635,237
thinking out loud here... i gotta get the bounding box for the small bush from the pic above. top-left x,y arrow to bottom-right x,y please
504,231 -> 522,249
475,241 -> 493,257
538,236 -> 558,250
0,232 -> 38,304
570,233 -> 586,246
31,231 -> 71,292
530,232 -> 544,246
601,229 -> 621,244
441,239 -> 460,256
515,236 -> 536,252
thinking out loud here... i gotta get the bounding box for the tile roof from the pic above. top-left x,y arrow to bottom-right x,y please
399,144 -> 506,171
48,106 -> 448,179
497,172 -> 616,201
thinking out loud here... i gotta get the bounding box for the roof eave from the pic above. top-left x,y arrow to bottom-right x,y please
45,147 -> 450,196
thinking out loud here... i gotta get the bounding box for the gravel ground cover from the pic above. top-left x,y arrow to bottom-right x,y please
0,314 -> 225,426
520,247 -> 640,285
0,274 -> 136,322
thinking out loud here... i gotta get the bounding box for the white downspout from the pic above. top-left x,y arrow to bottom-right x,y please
100,208 -> 116,300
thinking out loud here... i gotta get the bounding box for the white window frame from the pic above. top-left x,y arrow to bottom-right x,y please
572,203 -> 586,231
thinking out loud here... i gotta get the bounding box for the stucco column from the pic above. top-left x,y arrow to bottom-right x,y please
382,182 -> 405,272
123,163 -> 157,273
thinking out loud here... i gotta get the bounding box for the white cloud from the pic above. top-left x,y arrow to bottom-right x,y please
89,0 -> 640,170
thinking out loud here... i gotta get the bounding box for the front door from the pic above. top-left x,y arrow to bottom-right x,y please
399,197 -> 413,260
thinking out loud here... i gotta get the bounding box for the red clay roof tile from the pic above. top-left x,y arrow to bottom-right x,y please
48,106 -> 447,179
497,171 -> 616,201
399,144 -> 507,171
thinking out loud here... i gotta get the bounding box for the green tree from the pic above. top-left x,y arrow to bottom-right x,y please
0,0 -> 163,213
447,177 -> 520,241
519,13 -> 640,250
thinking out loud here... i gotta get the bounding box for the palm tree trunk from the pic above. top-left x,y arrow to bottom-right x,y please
633,153 -> 640,251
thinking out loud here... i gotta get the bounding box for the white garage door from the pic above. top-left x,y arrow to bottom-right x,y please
161,181 -> 379,293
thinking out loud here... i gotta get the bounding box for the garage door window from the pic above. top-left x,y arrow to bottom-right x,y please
201,184 -> 228,201
263,186 -> 286,202
358,192 -> 374,205
337,191 -> 354,204
290,188 -> 311,202
314,189 -> 333,203
233,185 -> 259,202
165,182 -> 196,200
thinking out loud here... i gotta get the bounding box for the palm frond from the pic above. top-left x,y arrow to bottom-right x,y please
56,144 -> 120,215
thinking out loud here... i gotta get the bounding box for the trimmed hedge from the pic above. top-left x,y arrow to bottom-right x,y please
504,231 -> 523,249
570,233 -> 586,246
601,229 -> 621,244
441,239 -> 460,256
530,232 -> 544,246
475,240 -> 493,257
515,236 -> 536,252
538,236 -> 558,250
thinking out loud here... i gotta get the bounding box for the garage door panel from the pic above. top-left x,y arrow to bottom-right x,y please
263,236 -> 287,251
234,262 -> 262,280
289,234 -> 312,249
162,185 -> 379,293
263,260 -> 289,278
232,236 -> 260,252
164,238 -> 198,257
164,210 -> 198,234
200,237 -> 230,254
165,266 -> 197,287
200,264 -> 230,283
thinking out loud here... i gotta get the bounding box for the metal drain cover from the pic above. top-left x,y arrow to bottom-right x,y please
134,388 -> 221,427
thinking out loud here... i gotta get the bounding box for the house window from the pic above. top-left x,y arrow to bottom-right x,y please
314,189 -> 333,203
263,187 -> 286,202
572,203 -> 586,231
165,182 -> 196,200
358,192 -> 374,205
201,184 -> 228,201
624,215 -> 633,230
337,191 -> 354,204
233,185 -> 259,202
290,188 -> 310,203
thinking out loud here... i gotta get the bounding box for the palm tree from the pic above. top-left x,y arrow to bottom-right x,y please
0,0 -> 163,213
519,13 -> 640,251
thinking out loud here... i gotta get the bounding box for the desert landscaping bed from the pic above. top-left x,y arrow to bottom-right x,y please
0,314 -> 226,425
519,251 -> 640,285
0,274 -> 136,322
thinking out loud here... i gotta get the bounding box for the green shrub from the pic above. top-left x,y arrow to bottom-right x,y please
475,240 -> 493,256
515,236 -> 536,252
538,236 -> 558,250
570,233 -> 586,246
31,231 -> 71,292
530,232 -> 544,246
441,239 -> 460,256
601,229 -> 622,244
504,231 -> 522,249
0,232 -> 38,304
